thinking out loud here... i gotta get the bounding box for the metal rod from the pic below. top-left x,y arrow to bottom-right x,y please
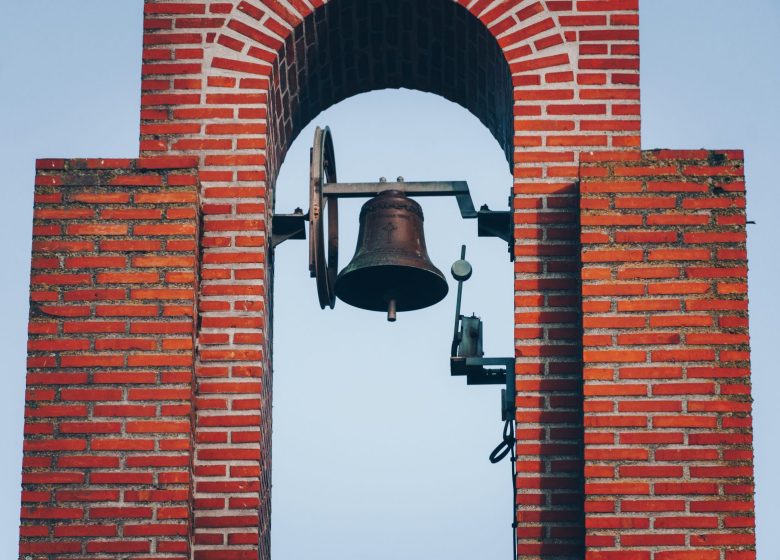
324,180 -> 467,196
451,245 -> 467,356
510,424 -> 518,560
323,181 -> 478,218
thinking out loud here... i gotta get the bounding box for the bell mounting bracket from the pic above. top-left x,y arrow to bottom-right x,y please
271,126 -> 515,309
449,245 -> 516,422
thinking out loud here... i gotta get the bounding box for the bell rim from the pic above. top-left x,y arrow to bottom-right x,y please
335,263 -> 449,312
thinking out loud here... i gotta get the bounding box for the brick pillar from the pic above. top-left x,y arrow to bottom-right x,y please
20,158 -> 200,559
579,150 -> 755,559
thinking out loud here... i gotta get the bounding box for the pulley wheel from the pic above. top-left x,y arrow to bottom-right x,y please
309,126 -> 339,309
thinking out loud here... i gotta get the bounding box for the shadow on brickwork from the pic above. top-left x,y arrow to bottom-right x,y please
515,180 -> 585,559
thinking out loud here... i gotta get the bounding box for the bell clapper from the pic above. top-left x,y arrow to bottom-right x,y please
385,290 -> 399,322
387,297 -> 397,322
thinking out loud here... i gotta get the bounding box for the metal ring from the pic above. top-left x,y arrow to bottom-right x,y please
308,126 -> 339,309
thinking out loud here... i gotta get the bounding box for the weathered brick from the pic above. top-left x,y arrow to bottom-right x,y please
22,160 -> 199,557
580,151 -> 753,557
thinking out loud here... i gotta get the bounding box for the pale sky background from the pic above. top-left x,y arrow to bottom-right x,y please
0,1 -> 778,558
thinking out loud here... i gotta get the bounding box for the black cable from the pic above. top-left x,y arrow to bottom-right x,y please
489,417 -> 514,463
510,421 -> 517,560
490,417 -> 518,560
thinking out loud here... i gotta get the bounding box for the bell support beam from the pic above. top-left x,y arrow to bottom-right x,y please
323,180 -> 513,253
323,180 -> 477,218
272,179 -> 512,250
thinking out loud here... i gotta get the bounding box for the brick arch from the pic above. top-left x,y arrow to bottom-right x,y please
134,1 -> 641,559
204,0 -> 578,181
264,0 -> 515,172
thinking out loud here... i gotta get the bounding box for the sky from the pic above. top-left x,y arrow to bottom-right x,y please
0,1 -> 778,558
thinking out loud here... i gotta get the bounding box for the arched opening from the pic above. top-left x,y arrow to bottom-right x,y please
263,0 -> 513,185
248,2 -> 518,556
271,88 -> 514,559
197,1 -> 585,557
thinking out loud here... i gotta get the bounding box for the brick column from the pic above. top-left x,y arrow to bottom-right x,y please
579,150 -> 755,559
20,158 -> 199,559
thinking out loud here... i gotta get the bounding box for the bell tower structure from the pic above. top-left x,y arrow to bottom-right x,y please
18,1 -> 755,559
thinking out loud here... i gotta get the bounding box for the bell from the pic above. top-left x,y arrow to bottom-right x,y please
335,189 -> 449,321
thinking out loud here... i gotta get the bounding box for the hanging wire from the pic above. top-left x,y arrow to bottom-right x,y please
490,416 -> 518,559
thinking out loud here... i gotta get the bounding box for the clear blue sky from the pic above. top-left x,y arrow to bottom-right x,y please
0,2 -> 777,558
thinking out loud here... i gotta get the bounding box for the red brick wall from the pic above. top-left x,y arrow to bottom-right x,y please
21,158 -> 199,559
580,150 -> 755,559
18,1 -> 756,559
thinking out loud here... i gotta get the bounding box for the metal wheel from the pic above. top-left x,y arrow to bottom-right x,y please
308,126 -> 339,309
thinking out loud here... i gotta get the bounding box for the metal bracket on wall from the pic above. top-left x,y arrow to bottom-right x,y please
477,204 -> 513,259
271,208 -> 307,248
451,356 -> 516,422
449,245 -> 516,422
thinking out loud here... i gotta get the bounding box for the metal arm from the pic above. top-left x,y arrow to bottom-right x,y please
323,180 -> 478,218
451,244 -> 467,357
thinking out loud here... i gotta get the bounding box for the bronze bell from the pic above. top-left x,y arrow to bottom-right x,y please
335,189 -> 449,321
